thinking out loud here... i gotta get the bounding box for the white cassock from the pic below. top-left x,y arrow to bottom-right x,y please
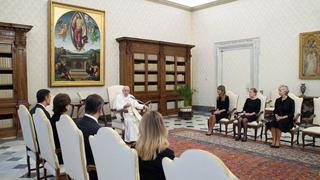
114,94 -> 144,142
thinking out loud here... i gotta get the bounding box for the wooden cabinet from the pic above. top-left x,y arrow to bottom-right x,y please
0,22 -> 32,138
117,37 -> 194,115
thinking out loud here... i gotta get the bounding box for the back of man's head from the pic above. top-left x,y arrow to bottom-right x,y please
85,94 -> 104,114
36,89 -> 51,103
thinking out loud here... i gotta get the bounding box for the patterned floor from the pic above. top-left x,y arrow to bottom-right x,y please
0,111 -> 319,179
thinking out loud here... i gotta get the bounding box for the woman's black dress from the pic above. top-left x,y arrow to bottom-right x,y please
242,98 -> 261,122
215,96 -> 229,122
266,96 -> 295,132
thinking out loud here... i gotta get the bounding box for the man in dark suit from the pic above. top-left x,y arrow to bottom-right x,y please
77,94 -> 104,180
30,89 -> 51,120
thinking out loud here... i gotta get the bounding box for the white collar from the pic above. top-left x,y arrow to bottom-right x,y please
37,103 -> 46,108
84,113 -> 98,123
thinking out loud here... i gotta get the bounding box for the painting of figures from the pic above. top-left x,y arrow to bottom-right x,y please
49,1 -> 105,86
300,31 -> 320,79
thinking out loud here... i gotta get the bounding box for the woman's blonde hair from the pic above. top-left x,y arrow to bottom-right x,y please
135,111 -> 169,160
278,85 -> 289,95
217,85 -> 226,101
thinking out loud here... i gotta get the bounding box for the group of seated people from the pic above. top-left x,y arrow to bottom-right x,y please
206,85 -> 295,148
29,87 -> 173,180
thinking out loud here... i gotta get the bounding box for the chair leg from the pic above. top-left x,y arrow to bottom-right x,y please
265,127 -> 268,142
254,128 -> 257,141
225,124 -> 228,135
260,126 -> 264,139
290,131 -> 294,148
56,169 -> 60,180
26,154 -> 31,177
302,133 -> 305,148
219,123 -> 222,133
313,137 -> 315,147
44,167 -> 47,180
36,153 -> 40,180
296,130 -> 300,145
233,123 -> 236,138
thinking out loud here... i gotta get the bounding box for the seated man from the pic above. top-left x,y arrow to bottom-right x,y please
76,94 -> 104,180
30,89 -> 51,120
114,86 -> 147,143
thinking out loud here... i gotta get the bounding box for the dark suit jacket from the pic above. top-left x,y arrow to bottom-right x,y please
76,115 -> 101,166
30,104 -> 51,120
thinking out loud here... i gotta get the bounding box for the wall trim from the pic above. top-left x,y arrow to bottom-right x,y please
146,0 -> 237,12
214,37 -> 260,89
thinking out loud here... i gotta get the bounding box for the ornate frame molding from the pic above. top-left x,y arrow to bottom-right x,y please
215,37 -> 260,89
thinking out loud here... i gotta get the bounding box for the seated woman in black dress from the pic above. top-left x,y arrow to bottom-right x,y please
51,93 -> 71,164
266,85 -> 295,148
135,111 -> 174,180
206,85 -> 229,136
235,88 -> 261,142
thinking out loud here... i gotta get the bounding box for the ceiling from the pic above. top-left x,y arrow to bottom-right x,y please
147,0 -> 237,11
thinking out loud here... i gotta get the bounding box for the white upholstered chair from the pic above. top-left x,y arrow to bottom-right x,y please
162,149 -> 238,180
233,92 -> 267,140
107,85 -> 125,133
302,97 -> 320,148
219,91 -> 239,135
265,92 -> 303,147
33,108 -> 66,179
56,114 -> 89,180
17,105 -> 41,179
89,127 -> 139,180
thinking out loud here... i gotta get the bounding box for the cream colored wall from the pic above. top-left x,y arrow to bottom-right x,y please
0,0 -> 192,104
192,0 -> 320,106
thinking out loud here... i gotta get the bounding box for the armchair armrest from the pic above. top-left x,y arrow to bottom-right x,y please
266,100 -> 272,105
256,111 -> 264,122
228,108 -> 237,119
293,113 -> 301,126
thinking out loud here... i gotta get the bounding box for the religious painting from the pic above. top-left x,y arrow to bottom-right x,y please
49,1 -> 105,86
299,31 -> 320,79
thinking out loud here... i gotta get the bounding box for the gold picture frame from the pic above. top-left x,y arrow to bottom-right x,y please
299,31 -> 320,79
49,1 -> 105,86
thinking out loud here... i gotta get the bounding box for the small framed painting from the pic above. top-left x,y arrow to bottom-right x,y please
299,31 -> 320,79
49,1 -> 105,86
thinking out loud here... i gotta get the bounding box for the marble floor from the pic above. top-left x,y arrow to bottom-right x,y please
0,111 -> 319,179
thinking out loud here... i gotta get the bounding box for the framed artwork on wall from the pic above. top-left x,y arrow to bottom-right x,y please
49,1 -> 105,86
299,31 -> 320,79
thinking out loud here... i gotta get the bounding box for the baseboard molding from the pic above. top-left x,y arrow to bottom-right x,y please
192,105 -> 213,112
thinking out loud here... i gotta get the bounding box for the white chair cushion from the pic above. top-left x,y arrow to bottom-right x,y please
248,121 -> 261,126
89,127 -> 139,180
233,120 -> 238,124
291,125 -> 299,131
162,149 -> 238,180
57,114 -> 89,180
264,107 -> 274,111
219,118 -> 230,123
18,105 -> 38,153
302,127 -> 320,135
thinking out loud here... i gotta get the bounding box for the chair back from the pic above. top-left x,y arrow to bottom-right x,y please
57,114 -> 89,180
288,93 -> 303,123
226,91 -> 239,118
269,89 -> 280,107
313,97 -> 320,126
17,105 -> 38,153
256,92 -> 267,121
33,108 -> 59,171
107,85 -> 124,111
162,149 -> 238,180
89,127 -> 139,180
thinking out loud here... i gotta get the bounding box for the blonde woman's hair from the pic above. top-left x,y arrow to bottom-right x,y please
135,111 -> 169,161
217,85 -> 226,101
278,85 -> 289,95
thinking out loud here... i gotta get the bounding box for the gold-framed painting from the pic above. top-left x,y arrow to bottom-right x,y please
299,31 -> 320,79
49,1 -> 105,86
